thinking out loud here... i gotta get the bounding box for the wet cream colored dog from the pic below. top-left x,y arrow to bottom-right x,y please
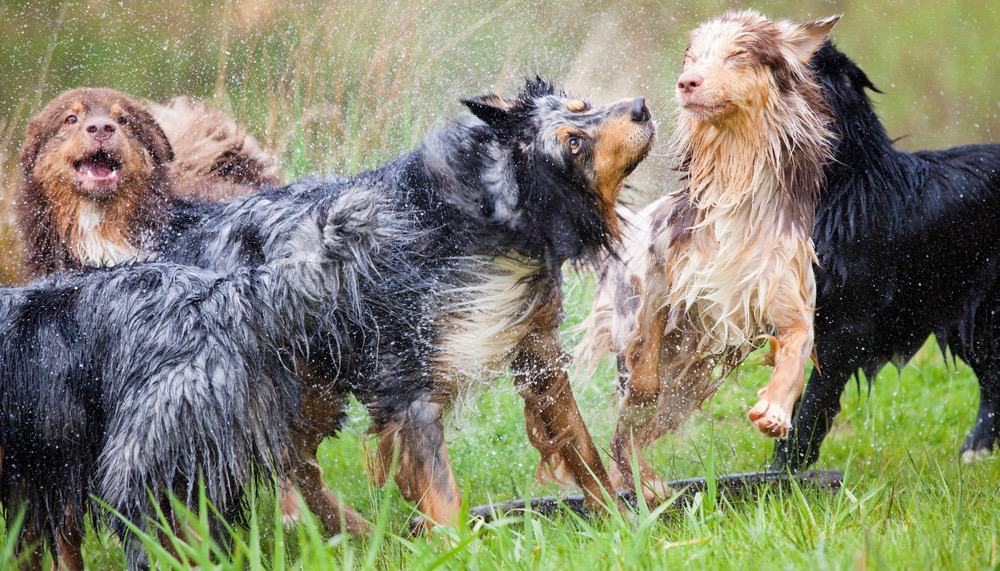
577,10 -> 838,497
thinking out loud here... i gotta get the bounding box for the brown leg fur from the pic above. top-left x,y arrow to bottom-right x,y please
373,398 -> 461,530
53,505 -> 83,571
513,292 -> 615,512
748,319 -> 813,438
286,387 -> 372,536
618,303 -> 722,502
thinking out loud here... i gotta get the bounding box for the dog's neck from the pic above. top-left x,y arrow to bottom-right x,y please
416,120 -> 614,272
71,199 -> 152,267
673,98 -> 830,237
42,180 -> 158,268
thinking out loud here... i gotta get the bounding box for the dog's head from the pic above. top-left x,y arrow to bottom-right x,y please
677,11 -> 839,126
461,77 -> 656,237
20,87 -> 173,202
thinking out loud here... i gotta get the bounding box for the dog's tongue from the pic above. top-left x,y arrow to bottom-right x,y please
84,160 -> 113,178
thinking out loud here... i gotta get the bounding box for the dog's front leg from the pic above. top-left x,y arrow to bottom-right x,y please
749,318 -> 814,438
373,398 -> 461,530
513,305 -> 615,513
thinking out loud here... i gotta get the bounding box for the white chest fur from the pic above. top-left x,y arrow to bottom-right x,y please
434,254 -> 547,397
74,201 -> 153,267
660,180 -> 816,354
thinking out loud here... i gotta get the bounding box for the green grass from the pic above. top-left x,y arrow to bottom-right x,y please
6,277 -> 1000,569
2,1 -> 1000,568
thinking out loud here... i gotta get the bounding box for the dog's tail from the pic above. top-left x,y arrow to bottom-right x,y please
267,184 -> 411,338
147,96 -> 281,202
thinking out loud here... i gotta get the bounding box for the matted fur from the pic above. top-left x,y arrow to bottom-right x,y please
577,11 -> 836,494
0,185 -> 407,568
158,78 -> 655,529
17,88 -> 172,275
772,44 -> 1000,471
16,88 -> 279,277
148,96 -> 281,201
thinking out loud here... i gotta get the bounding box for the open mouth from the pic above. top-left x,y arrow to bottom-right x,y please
73,150 -> 122,195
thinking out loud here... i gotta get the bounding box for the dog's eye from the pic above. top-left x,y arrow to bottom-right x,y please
65,115 -> 78,125
726,50 -> 747,61
116,115 -> 128,125
568,136 -> 583,154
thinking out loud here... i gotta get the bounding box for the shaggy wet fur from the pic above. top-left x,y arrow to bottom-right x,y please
148,96 -> 281,201
575,11 -> 837,497
0,186 -> 405,569
771,44 -> 1000,471
16,88 -> 279,277
159,78 -> 656,530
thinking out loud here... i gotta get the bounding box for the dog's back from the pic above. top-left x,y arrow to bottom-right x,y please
0,185 -> 406,565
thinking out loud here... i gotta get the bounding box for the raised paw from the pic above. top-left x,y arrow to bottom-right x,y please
748,397 -> 791,438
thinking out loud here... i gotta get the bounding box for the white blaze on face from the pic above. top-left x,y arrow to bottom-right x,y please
74,200 -> 153,267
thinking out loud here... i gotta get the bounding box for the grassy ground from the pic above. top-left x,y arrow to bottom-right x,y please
7,281 -> 1000,569
2,1 -> 1000,569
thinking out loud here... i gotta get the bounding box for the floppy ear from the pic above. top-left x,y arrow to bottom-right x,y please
461,94 -> 513,133
18,116 -> 50,178
785,15 -> 841,63
128,102 -> 175,164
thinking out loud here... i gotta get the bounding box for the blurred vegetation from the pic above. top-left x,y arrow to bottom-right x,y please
1,0 -> 999,284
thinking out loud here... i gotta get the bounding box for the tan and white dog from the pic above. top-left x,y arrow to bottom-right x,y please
576,11 -> 839,497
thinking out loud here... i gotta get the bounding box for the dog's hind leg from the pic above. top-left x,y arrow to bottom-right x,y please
286,387 -> 372,536
513,293 -> 616,513
373,398 -> 461,530
749,318 -> 814,439
611,309 -> 665,498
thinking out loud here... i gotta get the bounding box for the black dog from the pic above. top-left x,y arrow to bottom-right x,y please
772,43 -> 1000,471
159,78 -> 656,530
0,186 -> 404,569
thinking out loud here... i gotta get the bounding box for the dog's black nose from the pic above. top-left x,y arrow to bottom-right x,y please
85,118 -> 117,141
631,97 -> 650,123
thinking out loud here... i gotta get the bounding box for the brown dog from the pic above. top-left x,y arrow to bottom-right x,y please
16,87 -> 279,277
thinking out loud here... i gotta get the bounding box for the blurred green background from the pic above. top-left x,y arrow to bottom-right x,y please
1,0 -> 998,283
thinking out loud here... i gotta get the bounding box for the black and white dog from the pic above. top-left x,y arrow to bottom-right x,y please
158,78 -> 656,530
772,44 -> 1000,471
0,186 -> 407,568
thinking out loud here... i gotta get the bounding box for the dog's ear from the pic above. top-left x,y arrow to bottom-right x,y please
784,15 -> 841,63
521,76 -> 557,100
461,94 -> 514,133
18,111 -> 57,179
128,102 -> 175,165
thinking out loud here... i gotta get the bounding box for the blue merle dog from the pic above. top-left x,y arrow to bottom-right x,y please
0,186 -> 407,569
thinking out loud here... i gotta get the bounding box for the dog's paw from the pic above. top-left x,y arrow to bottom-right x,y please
639,477 -> 675,505
748,397 -> 791,438
278,485 -> 303,529
961,448 -> 992,464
